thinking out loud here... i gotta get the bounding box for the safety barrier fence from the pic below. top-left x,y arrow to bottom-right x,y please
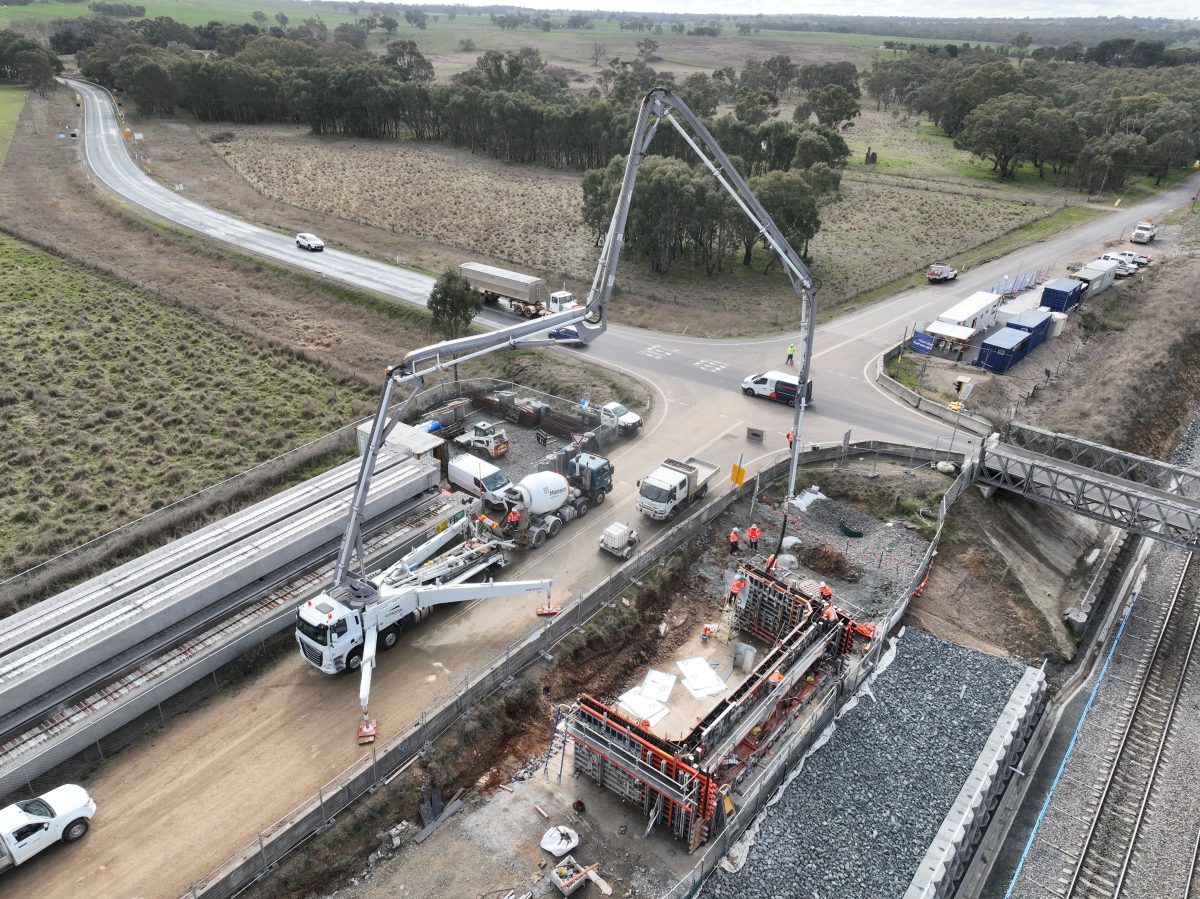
0,426 -> 356,613
167,439 -> 968,898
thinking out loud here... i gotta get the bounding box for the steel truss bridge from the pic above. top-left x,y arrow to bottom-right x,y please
978,422 -> 1200,551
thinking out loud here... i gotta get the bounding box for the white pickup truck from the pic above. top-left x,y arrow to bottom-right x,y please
636,456 -> 719,521
1130,220 -> 1157,244
1,785 -> 97,873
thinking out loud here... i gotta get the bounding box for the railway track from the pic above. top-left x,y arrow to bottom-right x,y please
1063,552 -> 1200,899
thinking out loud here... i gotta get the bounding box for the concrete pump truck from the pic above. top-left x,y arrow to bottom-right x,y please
295,87 -> 818,740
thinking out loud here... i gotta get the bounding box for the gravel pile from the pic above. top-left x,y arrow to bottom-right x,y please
702,627 -> 1025,899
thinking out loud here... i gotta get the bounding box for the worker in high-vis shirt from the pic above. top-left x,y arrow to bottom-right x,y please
729,576 -> 747,603
728,527 -> 740,555
746,524 -> 760,551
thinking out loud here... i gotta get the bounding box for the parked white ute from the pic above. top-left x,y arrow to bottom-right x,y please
296,232 -> 325,251
601,401 -> 642,435
1,785 -> 97,873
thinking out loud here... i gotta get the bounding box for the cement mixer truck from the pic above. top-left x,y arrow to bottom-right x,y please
488,471 -> 593,549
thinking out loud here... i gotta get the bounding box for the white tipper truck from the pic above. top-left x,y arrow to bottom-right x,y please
635,457 -> 719,521
458,262 -> 578,318
1,785 -> 97,873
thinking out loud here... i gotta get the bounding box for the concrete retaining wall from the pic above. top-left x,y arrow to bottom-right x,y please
903,666 -> 1047,899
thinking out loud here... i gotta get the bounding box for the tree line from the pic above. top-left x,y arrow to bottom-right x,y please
867,51 -> 1200,190
0,30 -> 62,94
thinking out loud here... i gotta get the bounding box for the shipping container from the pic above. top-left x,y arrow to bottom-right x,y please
937,291 -> 1003,331
976,328 -> 1030,374
1039,277 -> 1083,313
1006,310 -> 1052,353
997,291 -> 1043,325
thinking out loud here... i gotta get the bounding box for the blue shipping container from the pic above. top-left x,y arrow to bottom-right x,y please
1041,277 -> 1083,312
1007,310 -> 1052,352
976,328 -> 1031,374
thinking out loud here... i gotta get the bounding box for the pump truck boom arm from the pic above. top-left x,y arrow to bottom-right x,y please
333,87 -> 817,601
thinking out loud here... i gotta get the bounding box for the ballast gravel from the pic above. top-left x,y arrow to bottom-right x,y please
701,627 -> 1025,899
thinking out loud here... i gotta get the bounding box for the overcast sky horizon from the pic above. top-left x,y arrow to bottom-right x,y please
449,2 -> 1200,22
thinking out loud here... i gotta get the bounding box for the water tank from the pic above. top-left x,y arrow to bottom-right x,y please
1049,312 -> 1067,337
516,471 -> 569,515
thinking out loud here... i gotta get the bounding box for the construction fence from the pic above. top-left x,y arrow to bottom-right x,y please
174,439 -> 972,899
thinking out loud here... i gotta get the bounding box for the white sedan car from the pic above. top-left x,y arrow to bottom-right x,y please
296,232 -> 324,251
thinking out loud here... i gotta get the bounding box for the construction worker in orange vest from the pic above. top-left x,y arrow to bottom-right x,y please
729,576 -> 747,603
729,527 -> 740,555
787,430 -> 794,452
746,524 -> 760,552
819,582 -> 833,600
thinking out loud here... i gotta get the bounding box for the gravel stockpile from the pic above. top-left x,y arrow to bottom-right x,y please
702,627 -> 1025,899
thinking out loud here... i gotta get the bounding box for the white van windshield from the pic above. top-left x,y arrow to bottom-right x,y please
482,471 -> 509,491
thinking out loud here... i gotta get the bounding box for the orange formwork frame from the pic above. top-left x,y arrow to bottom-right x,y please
571,562 -> 876,850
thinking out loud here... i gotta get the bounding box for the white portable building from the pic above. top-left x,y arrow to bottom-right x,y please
937,291 -> 1003,331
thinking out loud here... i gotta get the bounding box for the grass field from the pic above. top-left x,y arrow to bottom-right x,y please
207,120 -> 1109,333
0,86 -> 28,169
0,0 -> 360,28
0,232 -> 377,578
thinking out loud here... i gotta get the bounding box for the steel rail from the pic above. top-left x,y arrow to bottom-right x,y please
1064,553 -> 1200,898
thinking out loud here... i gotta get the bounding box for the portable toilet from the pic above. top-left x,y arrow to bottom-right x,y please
976,328 -> 1031,374
1040,277 -> 1083,312
1006,310 -> 1052,353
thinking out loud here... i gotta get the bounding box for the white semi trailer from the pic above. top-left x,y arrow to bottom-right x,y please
458,262 -> 577,318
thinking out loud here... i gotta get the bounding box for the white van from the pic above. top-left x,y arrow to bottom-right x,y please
447,455 -> 511,509
741,371 -> 814,407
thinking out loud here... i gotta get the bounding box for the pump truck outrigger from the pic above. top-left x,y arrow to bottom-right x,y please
294,88 -> 818,739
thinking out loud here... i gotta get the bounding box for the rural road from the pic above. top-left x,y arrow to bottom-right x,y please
14,79 -> 1192,899
67,77 -> 1200,452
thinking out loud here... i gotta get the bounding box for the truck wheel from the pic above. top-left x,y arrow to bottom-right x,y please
696,485 -> 708,499
743,387 -> 755,396
379,625 -> 400,650
532,529 -> 547,549
667,506 -> 677,521
346,647 -> 363,673
547,517 -> 562,538
593,490 -> 606,507
577,499 -> 590,518
63,818 -> 89,842
621,548 -> 632,560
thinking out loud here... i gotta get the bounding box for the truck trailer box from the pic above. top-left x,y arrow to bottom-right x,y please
976,328 -> 1030,374
1006,309 -> 1052,352
458,263 -> 550,305
937,291 -> 1003,331
1040,277 -> 1083,313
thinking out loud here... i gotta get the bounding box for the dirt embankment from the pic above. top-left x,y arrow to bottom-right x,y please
901,236 -> 1200,663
